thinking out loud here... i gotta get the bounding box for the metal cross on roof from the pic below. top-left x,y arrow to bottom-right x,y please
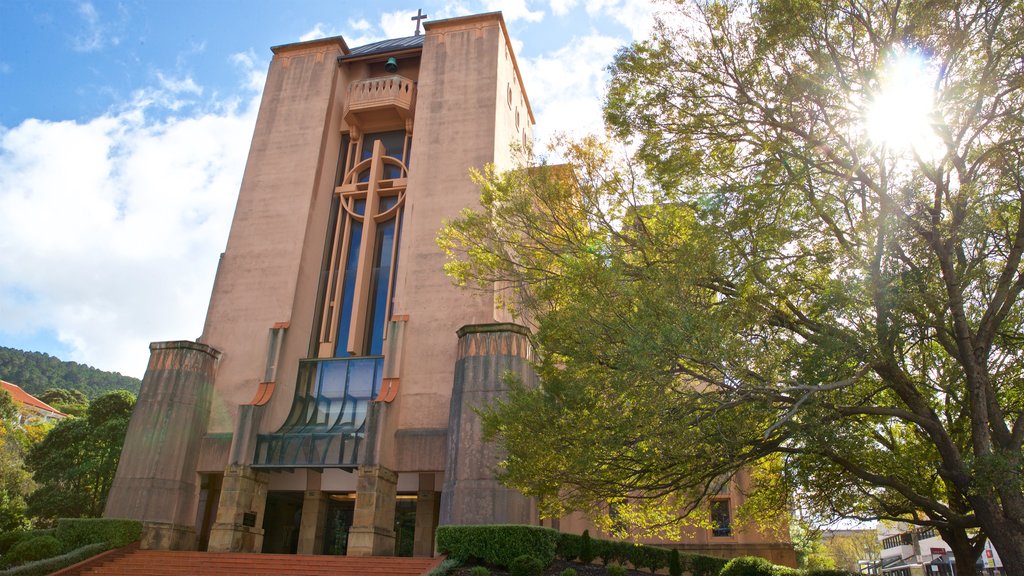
411,8 -> 427,36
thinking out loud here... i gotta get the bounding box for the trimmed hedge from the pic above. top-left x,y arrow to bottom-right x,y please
720,556 -> 796,576
0,543 -> 107,576
55,518 -> 142,550
436,525 -> 559,568
0,530 -> 54,558
690,554 -> 730,576
5,537 -> 62,566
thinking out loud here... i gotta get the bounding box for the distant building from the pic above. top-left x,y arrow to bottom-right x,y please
1,379 -> 68,425
872,523 -> 1004,576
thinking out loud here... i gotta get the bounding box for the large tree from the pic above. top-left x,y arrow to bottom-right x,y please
438,0 -> 1024,573
25,390 -> 134,525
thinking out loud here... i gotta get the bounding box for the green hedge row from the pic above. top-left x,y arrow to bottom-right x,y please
437,525 -> 560,568
0,518 -> 141,573
54,518 -> 142,550
436,524 -> 732,575
554,530 -> 727,576
0,543 -> 107,576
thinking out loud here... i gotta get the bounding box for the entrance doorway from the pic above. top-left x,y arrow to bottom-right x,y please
323,496 -> 355,555
262,491 -> 303,554
394,498 -> 416,557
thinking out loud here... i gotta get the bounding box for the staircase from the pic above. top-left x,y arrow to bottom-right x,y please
72,549 -> 441,576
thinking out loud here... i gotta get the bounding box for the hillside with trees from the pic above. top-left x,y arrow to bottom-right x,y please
0,347 -> 140,399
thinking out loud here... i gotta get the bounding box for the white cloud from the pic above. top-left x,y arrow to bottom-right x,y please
299,22 -> 342,42
348,18 -> 372,31
72,2 -> 105,52
549,0 -> 579,16
484,0 -> 545,23
156,73 -> 203,95
521,33 -> 623,146
380,10 -> 419,39
0,58 -> 264,378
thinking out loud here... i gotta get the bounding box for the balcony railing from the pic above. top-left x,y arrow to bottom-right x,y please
344,75 -> 415,130
253,356 -> 383,468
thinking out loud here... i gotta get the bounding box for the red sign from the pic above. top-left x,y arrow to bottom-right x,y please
931,548 -> 947,555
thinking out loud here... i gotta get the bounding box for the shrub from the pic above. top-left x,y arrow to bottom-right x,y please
607,563 -> 627,576
436,525 -> 558,569
0,542 -> 106,576
579,529 -> 594,564
469,566 -> 490,576
556,532 -> 581,561
720,556 -> 782,576
669,549 -> 682,576
55,518 -> 142,549
5,536 -> 62,566
509,554 -> 544,576
425,558 -> 461,576
0,530 -> 54,559
689,554 -> 730,576
560,569 -> 577,576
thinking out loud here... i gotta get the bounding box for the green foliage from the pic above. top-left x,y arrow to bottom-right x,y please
509,555 -> 544,576
687,554 -> 729,576
720,556 -> 797,576
0,542 -> 106,576
36,389 -> 88,418
4,536 -> 61,566
55,518 -> 142,549
556,531 -> 581,561
559,569 -> 577,576
435,525 -> 558,568
579,529 -> 594,563
606,563 -> 626,576
26,392 -> 135,525
424,558 -> 461,576
441,0 -> 1024,564
0,348 -> 140,400
0,392 -> 35,533
469,566 -> 491,576
669,549 -> 682,576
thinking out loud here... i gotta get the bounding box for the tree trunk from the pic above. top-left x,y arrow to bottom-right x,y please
982,521 -> 1024,576
938,527 -> 982,576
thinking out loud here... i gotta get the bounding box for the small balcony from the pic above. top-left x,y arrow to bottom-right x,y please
344,75 -> 415,132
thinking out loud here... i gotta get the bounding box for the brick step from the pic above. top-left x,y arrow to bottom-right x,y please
79,550 -> 439,576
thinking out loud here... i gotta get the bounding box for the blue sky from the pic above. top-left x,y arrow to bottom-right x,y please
0,0 -> 660,378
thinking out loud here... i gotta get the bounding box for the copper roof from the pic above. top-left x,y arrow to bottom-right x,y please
1,380 -> 68,417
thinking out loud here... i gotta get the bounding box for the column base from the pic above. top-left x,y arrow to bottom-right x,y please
141,522 -> 196,551
347,526 -> 396,557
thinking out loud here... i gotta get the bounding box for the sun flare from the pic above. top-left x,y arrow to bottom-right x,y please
864,49 -> 943,158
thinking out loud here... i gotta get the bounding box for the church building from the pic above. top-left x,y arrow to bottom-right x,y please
104,11 -> 794,565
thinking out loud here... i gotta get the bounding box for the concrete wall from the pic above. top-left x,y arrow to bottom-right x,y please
199,38 -> 347,435
384,14 -> 513,472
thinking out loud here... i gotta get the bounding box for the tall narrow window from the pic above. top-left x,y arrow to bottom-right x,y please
711,499 -> 732,537
317,130 -> 409,359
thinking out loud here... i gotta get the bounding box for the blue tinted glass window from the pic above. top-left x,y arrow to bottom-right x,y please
365,213 -> 397,355
334,200 -> 365,357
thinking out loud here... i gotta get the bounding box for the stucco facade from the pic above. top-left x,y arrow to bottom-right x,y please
104,11 -> 793,566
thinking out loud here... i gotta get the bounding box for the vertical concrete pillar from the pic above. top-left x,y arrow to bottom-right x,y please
440,323 -> 538,526
104,341 -> 221,550
414,473 -> 440,557
298,470 -> 327,554
207,465 -> 269,552
347,465 -> 397,556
